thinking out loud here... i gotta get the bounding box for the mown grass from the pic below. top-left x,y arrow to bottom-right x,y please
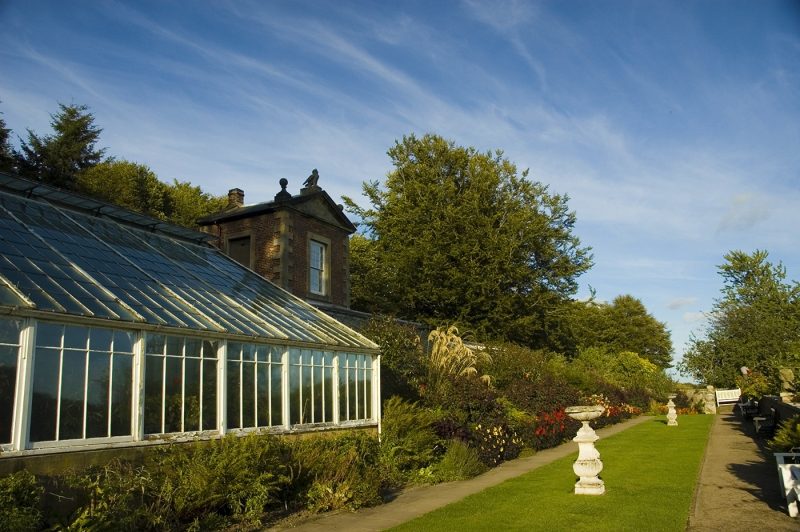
391,415 -> 714,532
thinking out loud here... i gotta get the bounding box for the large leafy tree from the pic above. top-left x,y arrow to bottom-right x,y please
679,250 -> 800,387
345,133 -> 592,348
570,295 -> 673,368
78,160 -> 169,220
163,179 -> 227,228
16,103 -> 105,189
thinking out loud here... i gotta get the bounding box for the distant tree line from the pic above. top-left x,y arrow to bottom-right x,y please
0,103 -> 226,227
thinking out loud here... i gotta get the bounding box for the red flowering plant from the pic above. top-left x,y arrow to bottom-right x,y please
532,408 -> 579,450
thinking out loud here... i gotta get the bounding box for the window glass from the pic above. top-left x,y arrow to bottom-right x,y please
86,351 -> 111,438
30,347 -> 59,442
144,333 -> 216,435
0,318 -> 22,444
309,240 -> 326,295
228,342 -> 283,430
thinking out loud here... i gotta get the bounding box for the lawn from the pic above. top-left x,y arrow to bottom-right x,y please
391,415 -> 714,532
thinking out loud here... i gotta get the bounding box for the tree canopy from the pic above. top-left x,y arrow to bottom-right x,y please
345,133 -> 592,348
0,110 -> 15,173
679,250 -> 800,388
569,295 -> 673,368
16,103 -> 105,189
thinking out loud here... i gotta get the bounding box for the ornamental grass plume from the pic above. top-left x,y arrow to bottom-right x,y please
425,326 -> 491,397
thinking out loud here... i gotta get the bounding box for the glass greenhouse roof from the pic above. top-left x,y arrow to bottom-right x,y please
0,175 -> 377,351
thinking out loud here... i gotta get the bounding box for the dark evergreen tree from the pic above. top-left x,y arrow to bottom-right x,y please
17,103 -> 105,189
0,110 -> 15,173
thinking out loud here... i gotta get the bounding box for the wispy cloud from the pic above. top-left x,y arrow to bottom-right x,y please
668,297 -> 698,310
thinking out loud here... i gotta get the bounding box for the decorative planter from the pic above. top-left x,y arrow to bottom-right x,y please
566,405 -> 605,495
667,395 -> 678,426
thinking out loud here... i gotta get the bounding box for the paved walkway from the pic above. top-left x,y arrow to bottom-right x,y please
274,410 -> 799,531
687,407 -> 797,531
273,416 -> 650,531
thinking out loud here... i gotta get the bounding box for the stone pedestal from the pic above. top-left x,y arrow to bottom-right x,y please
667,397 -> 678,426
566,405 -> 605,495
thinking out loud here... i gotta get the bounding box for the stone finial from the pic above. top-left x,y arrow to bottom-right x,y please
275,178 -> 291,201
227,188 -> 244,208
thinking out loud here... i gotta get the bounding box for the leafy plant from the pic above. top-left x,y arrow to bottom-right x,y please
770,415 -> 800,452
433,440 -> 487,481
380,396 -> 442,474
425,326 -> 491,399
735,371 -> 772,400
0,470 -> 43,532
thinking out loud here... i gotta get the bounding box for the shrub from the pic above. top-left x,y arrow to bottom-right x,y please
433,440 -> 487,481
770,415 -> 800,452
380,396 -> 442,474
290,431 -> 384,512
361,316 -> 425,401
0,470 -> 43,532
471,421 -> 523,466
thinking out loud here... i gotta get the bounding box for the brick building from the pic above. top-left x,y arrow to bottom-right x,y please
197,171 -> 356,310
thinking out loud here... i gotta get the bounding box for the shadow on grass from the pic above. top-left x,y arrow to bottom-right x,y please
723,411 -> 788,513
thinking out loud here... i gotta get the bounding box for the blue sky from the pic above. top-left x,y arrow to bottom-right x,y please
1,0 -> 799,376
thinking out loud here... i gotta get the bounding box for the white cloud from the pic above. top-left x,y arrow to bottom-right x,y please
716,192 -> 771,232
682,312 -> 706,324
667,297 -> 698,310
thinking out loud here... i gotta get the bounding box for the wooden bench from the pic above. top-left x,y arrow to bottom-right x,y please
715,388 -> 741,407
775,452 -> 800,517
753,407 -> 777,437
735,398 -> 759,419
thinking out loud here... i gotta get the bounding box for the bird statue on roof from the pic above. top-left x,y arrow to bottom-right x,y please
303,169 -> 320,189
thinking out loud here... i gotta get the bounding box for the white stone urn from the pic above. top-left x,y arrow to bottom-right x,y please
667,395 -> 678,426
566,405 -> 605,495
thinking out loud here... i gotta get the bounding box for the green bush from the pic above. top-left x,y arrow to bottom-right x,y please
380,396 -> 442,474
0,470 -> 43,532
770,415 -> 800,452
361,316 -> 425,401
433,440 -> 487,481
290,431 -> 384,512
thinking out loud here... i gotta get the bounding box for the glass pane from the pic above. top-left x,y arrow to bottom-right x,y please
63,326 -> 88,350
36,322 -> 62,347
257,363 -> 269,427
256,345 -> 268,362
348,368 -> 357,421
242,344 -> 255,362
203,339 -> 218,359
202,359 -> 217,431
144,355 -> 163,434
226,361 -> 241,429
338,366 -> 348,422
302,349 -> 312,365
164,356 -> 183,433
324,352 -> 333,366
114,331 -> 135,354
184,358 -> 201,432
323,366 -> 333,423
242,362 -> 255,428
270,346 -> 283,364
289,364 -> 300,425
86,351 -> 110,438
166,336 -> 183,357
365,367 -> 372,420
60,349 -> 87,440
185,338 -> 201,358
313,351 -> 323,365
0,318 -> 22,343
313,366 -> 323,423
301,363 -> 312,424
111,354 -> 133,436
290,348 -> 301,365
31,348 -> 59,441
0,345 -> 17,443
228,342 -> 241,362
89,329 -> 113,352
146,334 -> 165,355
270,364 -> 282,426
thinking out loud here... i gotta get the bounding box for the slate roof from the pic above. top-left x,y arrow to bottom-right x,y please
0,172 -> 377,351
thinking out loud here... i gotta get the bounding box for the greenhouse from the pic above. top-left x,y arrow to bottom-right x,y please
0,172 -> 379,455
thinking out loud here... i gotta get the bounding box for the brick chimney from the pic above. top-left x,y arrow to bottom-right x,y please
227,188 -> 244,208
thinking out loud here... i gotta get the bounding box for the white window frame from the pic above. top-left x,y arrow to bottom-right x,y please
225,342 -> 285,432
308,235 -> 330,297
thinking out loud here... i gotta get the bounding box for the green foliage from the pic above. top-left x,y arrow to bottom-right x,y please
735,371 -> 772,399
471,421 -> 523,467
360,316 -> 425,401
345,133 -> 592,348
570,347 -> 672,402
163,179 -> 227,228
425,326 -> 490,399
78,160 -> 169,219
680,250 -> 800,387
569,296 -> 673,368
16,103 -> 105,189
65,433 -> 290,530
432,439 -> 487,481
290,431 -> 384,512
0,109 -> 15,173
380,396 -> 442,474
0,470 -> 43,532
770,415 -> 800,452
